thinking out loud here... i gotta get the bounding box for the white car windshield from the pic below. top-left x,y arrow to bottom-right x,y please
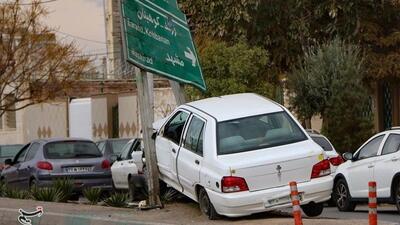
217,111 -> 307,155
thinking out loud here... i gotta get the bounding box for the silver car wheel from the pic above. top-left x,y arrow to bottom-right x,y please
336,183 -> 348,209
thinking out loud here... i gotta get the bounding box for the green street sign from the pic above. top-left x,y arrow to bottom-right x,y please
121,0 -> 206,91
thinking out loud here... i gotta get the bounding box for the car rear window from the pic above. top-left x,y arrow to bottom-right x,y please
311,136 -> 334,151
110,139 -> 130,155
217,111 -> 307,155
44,141 -> 102,159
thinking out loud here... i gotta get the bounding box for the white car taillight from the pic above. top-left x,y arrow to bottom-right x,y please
311,159 -> 331,179
221,176 -> 249,193
329,156 -> 344,166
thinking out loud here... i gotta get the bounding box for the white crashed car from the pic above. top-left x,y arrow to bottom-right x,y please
111,138 -> 146,192
153,93 -> 333,219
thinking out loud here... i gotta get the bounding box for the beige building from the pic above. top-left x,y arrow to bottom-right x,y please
0,84 -> 176,145
104,0 -> 125,79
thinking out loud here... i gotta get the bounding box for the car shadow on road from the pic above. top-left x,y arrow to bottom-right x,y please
354,209 -> 399,215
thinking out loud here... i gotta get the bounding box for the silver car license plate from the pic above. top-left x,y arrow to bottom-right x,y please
65,167 -> 92,173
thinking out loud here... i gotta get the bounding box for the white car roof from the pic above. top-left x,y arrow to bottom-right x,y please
185,93 -> 284,122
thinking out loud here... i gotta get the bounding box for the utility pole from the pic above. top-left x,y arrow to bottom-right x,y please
135,68 -> 161,207
118,0 -> 161,208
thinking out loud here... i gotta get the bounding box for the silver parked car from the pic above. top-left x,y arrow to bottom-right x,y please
0,138 -> 112,192
96,138 -> 131,163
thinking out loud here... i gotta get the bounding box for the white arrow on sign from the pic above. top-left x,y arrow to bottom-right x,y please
184,47 -> 196,67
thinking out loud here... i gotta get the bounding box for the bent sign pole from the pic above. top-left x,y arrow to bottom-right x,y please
135,68 -> 161,207
119,0 -> 162,208
120,0 -> 205,208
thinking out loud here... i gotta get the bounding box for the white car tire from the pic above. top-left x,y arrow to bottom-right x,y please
198,188 -> 219,220
334,179 -> 356,212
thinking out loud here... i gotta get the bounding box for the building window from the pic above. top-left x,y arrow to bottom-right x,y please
4,95 -> 16,129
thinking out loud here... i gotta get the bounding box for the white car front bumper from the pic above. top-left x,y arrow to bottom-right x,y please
207,176 -> 333,217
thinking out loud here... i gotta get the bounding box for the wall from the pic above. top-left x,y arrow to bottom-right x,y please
91,97 -> 109,141
118,94 -> 139,138
0,88 -> 177,144
0,101 -> 68,145
24,102 -> 68,142
118,88 -> 176,138
0,106 -> 25,145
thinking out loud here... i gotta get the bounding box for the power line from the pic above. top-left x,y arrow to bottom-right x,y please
55,30 -> 106,44
75,51 -> 121,57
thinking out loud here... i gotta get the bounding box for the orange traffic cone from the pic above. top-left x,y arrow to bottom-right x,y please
368,181 -> 378,225
289,181 -> 303,225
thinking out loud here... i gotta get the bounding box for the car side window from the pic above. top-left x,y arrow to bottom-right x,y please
183,116 -> 205,156
382,134 -> 400,155
355,135 -> 384,160
120,141 -> 133,160
163,111 -> 189,144
25,143 -> 40,162
14,144 -> 29,164
132,140 -> 142,152
97,142 -> 106,154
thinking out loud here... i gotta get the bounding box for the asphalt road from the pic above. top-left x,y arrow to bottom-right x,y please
321,205 -> 400,224
4,197 -> 400,225
0,197 -> 399,225
279,204 -> 400,223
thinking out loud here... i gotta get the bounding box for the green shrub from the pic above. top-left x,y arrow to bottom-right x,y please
0,181 -> 5,197
83,188 -> 102,205
3,186 -> 30,199
288,38 -> 373,152
104,193 -> 128,208
31,187 -> 61,202
161,188 -> 180,203
52,178 -> 73,202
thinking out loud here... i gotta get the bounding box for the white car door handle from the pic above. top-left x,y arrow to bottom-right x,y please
391,157 -> 400,162
368,165 -> 375,168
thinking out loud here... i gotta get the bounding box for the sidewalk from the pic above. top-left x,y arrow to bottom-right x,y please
0,197 -> 396,225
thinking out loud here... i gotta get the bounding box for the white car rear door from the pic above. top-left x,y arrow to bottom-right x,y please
177,115 -> 205,200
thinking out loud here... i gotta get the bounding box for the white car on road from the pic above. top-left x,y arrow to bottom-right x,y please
333,129 -> 400,213
154,93 -> 333,219
111,138 -> 145,190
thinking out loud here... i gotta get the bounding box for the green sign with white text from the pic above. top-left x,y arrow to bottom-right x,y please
121,0 -> 206,91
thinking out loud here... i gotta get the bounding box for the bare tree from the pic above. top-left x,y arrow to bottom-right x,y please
0,0 -> 90,115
